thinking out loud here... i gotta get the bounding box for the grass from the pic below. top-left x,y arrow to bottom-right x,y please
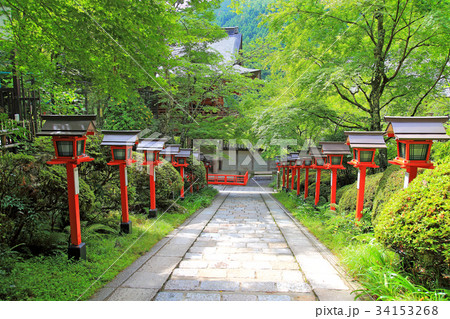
273,190 -> 450,301
0,186 -> 218,301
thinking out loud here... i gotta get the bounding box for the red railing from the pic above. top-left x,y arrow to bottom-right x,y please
207,171 -> 249,186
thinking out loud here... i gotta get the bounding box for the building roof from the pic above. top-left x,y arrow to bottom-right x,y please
37,115 -> 96,136
319,141 -> 351,155
136,138 -> 168,151
344,131 -> 387,149
384,116 -> 450,140
209,31 -> 242,65
101,130 -> 141,146
160,144 -> 181,155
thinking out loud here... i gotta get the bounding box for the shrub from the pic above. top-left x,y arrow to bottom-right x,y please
184,157 -> 207,191
375,163 -> 450,288
336,184 -> 352,204
128,160 -> 184,214
338,172 -> 383,213
371,165 -> 405,222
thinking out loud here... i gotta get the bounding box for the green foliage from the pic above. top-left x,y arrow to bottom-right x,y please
0,187 -> 217,300
128,159 -> 184,214
215,0 -> 274,45
275,190 -> 450,300
240,0 -> 450,160
375,163 -> 450,288
431,131 -> 450,164
0,0 -> 224,100
338,172 -> 383,213
184,157 -> 207,191
372,165 -> 405,222
102,96 -> 154,131
343,242 -> 449,301
336,184 -> 352,204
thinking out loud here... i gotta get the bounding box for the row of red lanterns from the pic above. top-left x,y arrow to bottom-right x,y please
275,116 -> 450,222
37,115 -> 210,260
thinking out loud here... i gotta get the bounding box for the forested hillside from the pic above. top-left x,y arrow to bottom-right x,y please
215,0 -> 273,46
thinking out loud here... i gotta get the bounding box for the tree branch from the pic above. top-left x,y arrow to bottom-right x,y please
333,83 -> 370,112
410,49 -> 450,116
380,93 -> 408,110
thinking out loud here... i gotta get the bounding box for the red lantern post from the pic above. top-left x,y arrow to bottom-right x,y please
320,142 -> 351,211
137,138 -> 167,218
101,130 -> 140,233
345,131 -> 387,221
296,158 -> 303,197
385,116 -> 450,188
288,153 -> 299,192
282,162 -> 287,190
201,154 -> 212,184
37,115 -> 97,260
274,156 -> 281,189
173,148 -> 192,200
310,150 -> 328,207
302,156 -> 313,200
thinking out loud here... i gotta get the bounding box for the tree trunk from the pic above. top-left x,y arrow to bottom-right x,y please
370,7 -> 388,170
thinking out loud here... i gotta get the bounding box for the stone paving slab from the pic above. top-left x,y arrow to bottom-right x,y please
91,192 -> 228,301
92,184 -> 360,301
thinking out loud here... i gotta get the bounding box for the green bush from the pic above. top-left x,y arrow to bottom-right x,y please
375,163 -> 450,288
184,157 -> 207,191
371,165 -> 405,222
128,159 -> 184,214
336,184 -> 352,204
338,172 -> 383,213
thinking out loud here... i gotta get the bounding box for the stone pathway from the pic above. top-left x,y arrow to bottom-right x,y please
92,183 -> 359,301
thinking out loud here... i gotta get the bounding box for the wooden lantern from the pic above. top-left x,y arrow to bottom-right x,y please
385,116 -> 450,187
101,130 -> 140,233
137,138 -> 168,217
37,115 -> 97,260
345,131 -> 387,221
320,142 -> 351,211
174,148 -> 192,200
309,146 -> 328,207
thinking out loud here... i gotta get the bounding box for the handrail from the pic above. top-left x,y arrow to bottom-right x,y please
207,171 -> 249,186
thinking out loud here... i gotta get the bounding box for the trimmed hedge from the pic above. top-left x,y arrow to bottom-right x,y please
371,165 -> 405,222
184,157 -> 207,191
338,172 -> 383,213
128,159 -> 184,214
375,163 -> 450,288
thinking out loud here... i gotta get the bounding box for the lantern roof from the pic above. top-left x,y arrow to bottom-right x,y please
301,155 -> 313,161
308,146 -> 327,159
101,130 -> 141,146
159,144 -> 181,155
287,152 -> 299,161
319,141 -> 351,155
37,115 -> 97,136
136,138 -> 168,151
175,148 -> 192,158
344,131 -> 387,149
384,116 -> 450,140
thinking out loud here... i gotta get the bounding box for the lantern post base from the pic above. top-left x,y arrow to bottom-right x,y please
179,197 -> 185,201
68,243 -> 86,261
148,209 -> 157,218
120,221 -> 132,234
